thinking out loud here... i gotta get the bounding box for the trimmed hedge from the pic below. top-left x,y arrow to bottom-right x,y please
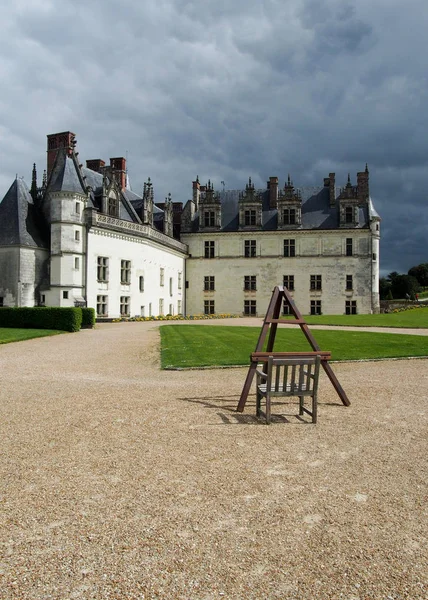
81,307 -> 96,329
0,307 -> 82,332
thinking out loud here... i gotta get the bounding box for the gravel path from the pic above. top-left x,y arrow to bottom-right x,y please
0,321 -> 427,599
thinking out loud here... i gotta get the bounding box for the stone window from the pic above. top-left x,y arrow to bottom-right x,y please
108,195 -> 119,218
346,300 -> 357,315
120,296 -> 130,317
75,230 -> 80,242
310,275 -> 322,291
283,275 -> 294,291
283,208 -> 296,225
310,300 -> 322,315
346,238 -> 353,256
75,202 -> 81,215
159,298 -> 164,315
244,275 -> 257,291
178,272 -> 182,289
139,276 -> 144,292
63,291 -> 69,299
204,300 -> 215,315
244,240 -> 256,257
204,211 -> 215,227
149,303 -> 152,317
345,206 -> 353,224
97,295 -> 108,317
283,239 -> 296,257
169,304 -> 173,315
74,257 -> 79,270
282,301 -> 290,315
244,210 -> 257,226
97,257 -> 109,282
169,277 -> 173,296
40,295 -> 45,305
140,305 -> 145,317
244,300 -> 257,315
121,260 -> 131,284
204,241 -> 215,258
177,300 -> 182,314
160,268 -> 165,286
204,276 -> 215,291
0,297 -> 3,307
346,275 -> 353,290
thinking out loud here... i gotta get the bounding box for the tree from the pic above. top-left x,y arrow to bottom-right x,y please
408,263 -> 428,287
390,274 -> 421,299
387,271 -> 400,283
379,277 -> 392,300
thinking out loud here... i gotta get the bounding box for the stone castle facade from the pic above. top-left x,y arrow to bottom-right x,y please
0,131 -> 380,317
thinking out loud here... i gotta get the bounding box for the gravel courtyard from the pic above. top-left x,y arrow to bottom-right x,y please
0,321 -> 427,599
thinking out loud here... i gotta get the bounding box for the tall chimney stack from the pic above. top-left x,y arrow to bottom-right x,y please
46,131 -> 76,179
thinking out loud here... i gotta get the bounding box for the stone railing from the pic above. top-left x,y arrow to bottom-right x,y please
93,213 -> 188,253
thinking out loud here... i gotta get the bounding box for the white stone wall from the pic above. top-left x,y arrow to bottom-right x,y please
0,247 -> 49,307
182,229 -> 379,316
86,228 -> 186,318
46,191 -> 86,307
0,247 -> 19,306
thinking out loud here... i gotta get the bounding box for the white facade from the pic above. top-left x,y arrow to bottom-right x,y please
183,225 -> 380,317
86,218 -> 186,318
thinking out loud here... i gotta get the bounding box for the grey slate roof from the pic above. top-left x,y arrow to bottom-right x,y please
49,155 -> 86,194
190,184 -> 374,233
0,179 -> 48,248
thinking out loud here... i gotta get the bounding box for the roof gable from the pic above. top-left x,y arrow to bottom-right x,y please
0,179 -> 48,248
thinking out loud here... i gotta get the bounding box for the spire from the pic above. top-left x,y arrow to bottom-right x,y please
30,163 -> 37,201
288,174 -> 291,186
42,170 -> 47,189
347,173 -> 351,187
365,163 -> 369,173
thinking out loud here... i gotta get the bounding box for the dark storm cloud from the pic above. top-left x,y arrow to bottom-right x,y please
0,0 -> 427,274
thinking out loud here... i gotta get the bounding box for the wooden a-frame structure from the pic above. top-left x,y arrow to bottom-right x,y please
236,286 -> 350,412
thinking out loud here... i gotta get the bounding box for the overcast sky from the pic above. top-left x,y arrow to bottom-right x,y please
1,0 -> 427,275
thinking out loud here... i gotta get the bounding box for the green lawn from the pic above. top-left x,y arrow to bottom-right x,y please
298,308 -> 428,328
0,328 -> 65,344
160,325 -> 428,369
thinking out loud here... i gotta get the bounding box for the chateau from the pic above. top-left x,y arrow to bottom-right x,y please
0,131 -> 380,317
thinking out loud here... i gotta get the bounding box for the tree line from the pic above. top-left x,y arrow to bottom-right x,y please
380,263 -> 428,300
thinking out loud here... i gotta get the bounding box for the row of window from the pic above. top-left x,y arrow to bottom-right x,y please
204,208 -> 300,227
204,238 -> 360,258
203,274 -> 355,292
97,258 -> 182,291
204,299 -> 358,316
96,295 -> 183,317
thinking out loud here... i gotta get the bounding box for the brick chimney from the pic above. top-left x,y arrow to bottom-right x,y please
110,157 -> 127,189
357,164 -> 369,202
47,131 -> 76,179
268,176 -> 278,209
86,159 -> 106,173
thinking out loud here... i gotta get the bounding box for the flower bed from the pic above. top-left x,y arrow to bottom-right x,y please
112,313 -> 241,323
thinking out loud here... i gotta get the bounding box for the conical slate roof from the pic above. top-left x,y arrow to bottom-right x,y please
0,178 -> 48,248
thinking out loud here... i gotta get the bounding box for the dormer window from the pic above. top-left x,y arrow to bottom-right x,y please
108,194 -> 119,217
345,206 -> 353,224
238,178 -> 262,229
244,210 -> 257,226
283,208 -> 296,225
204,211 -> 215,227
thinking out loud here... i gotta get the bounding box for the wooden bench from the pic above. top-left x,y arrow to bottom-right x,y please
251,351 -> 331,364
256,355 -> 321,424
